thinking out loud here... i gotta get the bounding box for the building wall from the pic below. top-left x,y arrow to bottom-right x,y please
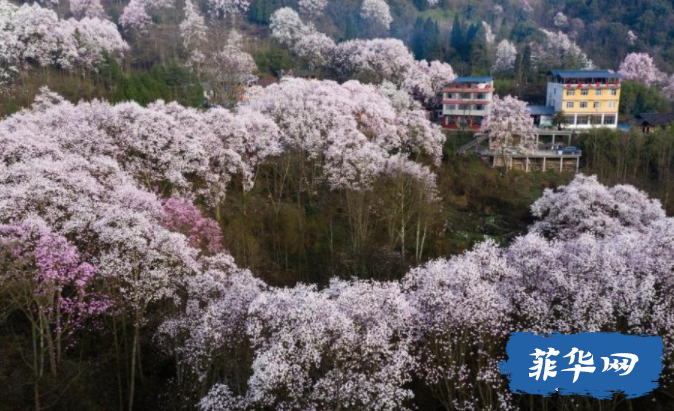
441,81 -> 494,129
546,82 -> 621,129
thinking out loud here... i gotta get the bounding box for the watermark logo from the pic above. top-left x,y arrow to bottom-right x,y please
498,332 -> 663,398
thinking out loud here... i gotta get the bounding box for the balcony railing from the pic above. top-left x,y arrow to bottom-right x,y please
443,86 -> 494,93
562,83 -> 620,88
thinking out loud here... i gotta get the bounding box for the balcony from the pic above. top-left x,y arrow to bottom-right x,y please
443,86 -> 494,93
562,83 -> 620,89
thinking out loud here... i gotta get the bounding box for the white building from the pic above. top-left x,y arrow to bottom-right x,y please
546,70 -> 621,129
441,77 -> 494,130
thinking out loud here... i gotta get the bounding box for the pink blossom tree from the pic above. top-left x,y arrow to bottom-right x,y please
0,216 -> 110,379
619,52 -> 666,86
530,174 -> 666,240
230,279 -> 415,410
333,38 -> 416,84
402,60 -> 456,107
119,0 -> 152,31
403,241 -> 516,410
69,0 -> 106,19
162,197 -> 225,254
483,95 -> 537,167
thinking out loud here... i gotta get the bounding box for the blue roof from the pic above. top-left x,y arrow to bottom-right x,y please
454,76 -> 493,83
528,105 -> 556,115
548,70 -> 621,79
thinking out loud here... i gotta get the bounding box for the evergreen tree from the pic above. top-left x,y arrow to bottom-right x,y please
469,26 -> 490,74
411,18 -> 425,59
424,19 -> 443,61
450,15 -> 464,59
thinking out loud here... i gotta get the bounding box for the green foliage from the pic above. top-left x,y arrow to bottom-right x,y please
579,127 -> 674,212
410,17 -> 442,60
254,47 -> 294,76
107,61 -> 203,107
494,79 -> 517,97
619,81 -> 671,118
248,0 -> 289,24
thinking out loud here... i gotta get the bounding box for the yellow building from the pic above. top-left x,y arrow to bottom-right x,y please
546,70 -> 621,129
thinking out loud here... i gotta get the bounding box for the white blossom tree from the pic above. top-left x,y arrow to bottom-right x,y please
207,0 -> 249,18
482,21 -> 495,44
204,43 -> 257,107
534,29 -> 594,70
0,1 -> 127,80
291,31 -> 336,69
269,7 -> 313,46
553,11 -> 568,28
493,39 -> 517,73
360,0 -> 392,30
180,0 -> 207,50
298,0 -> 327,18
627,30 -> 638,46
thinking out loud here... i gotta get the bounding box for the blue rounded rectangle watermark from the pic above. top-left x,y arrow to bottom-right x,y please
498,332 -> 664,399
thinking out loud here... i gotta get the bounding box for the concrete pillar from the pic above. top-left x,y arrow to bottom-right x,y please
526,157 -> 529,172
567,134 -> 572,146
576,157 -> 580,173
560,157 -> 563,172
601,114 -> 605,126
552,134 -> 555,146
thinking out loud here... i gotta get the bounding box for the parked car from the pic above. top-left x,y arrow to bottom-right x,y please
561,146 -> 581,155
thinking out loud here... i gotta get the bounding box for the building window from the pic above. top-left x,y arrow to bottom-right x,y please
477,93 -> 485,100
580,101 -> 588,108
608,101 -> 616,109
590,115 -> 602,125
475,105 -> 485,111
565,115 -> 576,125
576,115 -> 589,125
604,115 -> 616,125
566,90 -> 575,96
594,102 -> 601,109
596,89 -> 603,96
566,101 -> 575,108
611,89 -> 618,96
581,89 -> 589,96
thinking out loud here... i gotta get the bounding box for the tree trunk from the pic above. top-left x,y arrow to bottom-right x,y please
128,315 -> 140,411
